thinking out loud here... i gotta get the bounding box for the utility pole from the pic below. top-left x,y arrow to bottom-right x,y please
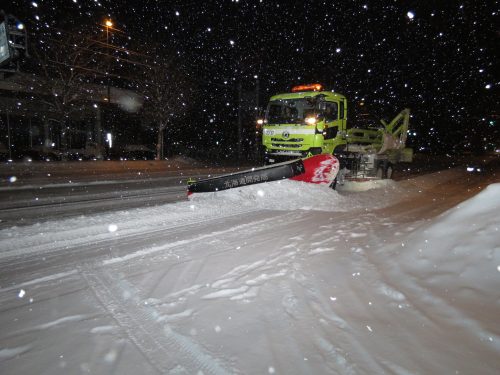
237,81 -> 242,161
255,76 -> 260,160
105,19 -> 113,102
6,111 -> 12,161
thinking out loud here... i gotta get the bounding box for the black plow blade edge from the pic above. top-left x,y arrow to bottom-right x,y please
188,159 -> 305,194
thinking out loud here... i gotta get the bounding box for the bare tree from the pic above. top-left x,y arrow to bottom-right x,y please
32,27 -> 193,159
32,27 -> 106,150
134,51 -> 193,159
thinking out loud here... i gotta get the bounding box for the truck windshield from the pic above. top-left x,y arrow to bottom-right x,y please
266,98 -> 338,124
266,98 -> 316,124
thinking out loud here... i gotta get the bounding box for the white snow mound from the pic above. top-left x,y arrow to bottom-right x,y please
191,178 -> 403,212
190,179 -> 347,211
395,183 -> 500,294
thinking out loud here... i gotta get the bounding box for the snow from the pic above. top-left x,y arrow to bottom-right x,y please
0,169 -> 499,374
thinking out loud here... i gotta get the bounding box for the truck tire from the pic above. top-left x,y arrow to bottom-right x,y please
329,177 -> 337,190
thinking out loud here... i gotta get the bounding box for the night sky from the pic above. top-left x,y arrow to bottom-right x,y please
4,0 -> 499,156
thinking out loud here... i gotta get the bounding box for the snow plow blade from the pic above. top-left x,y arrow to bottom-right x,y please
187,159 -> 305,195
290,154 -> 339,185
187,154 -> 340,195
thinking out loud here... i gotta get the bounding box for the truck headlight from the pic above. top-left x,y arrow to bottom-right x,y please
305,117 -> 317,125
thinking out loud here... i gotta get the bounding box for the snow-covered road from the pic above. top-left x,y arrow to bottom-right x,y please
1,165 -> 499,374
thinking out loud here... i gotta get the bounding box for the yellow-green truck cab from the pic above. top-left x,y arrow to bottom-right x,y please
262,85 -> 348,163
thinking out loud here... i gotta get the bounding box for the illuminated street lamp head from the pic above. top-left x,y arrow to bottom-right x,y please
105,20 -> 113,27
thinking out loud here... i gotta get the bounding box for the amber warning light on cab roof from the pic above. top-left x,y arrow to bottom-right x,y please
291,83 -> 323,92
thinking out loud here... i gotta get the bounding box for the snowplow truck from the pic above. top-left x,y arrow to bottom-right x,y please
261,84 -> 413,180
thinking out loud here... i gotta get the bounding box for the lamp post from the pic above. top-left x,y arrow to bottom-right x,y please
6,111 -> 12,161
105,19 -> 113,43
254,75 -> 260,160
104,19 -> 113,102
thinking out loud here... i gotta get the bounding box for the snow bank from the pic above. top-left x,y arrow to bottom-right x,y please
377,183 -> 500,356
0,179 -> 404,260
190,180 -> 345,211
190,178 -> 402,212
394,183 -> 500,309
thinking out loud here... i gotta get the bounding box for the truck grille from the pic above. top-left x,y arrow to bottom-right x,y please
270,138 -> 304,142
271,143 -> 302,149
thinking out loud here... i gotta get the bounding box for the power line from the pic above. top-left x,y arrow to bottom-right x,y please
25,19 -> 250,92
46,59 -> 144,83
43,37 -> 154,69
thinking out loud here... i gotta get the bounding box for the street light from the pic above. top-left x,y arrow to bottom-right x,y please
104,19 -> 113,102
105,19 -> 113,43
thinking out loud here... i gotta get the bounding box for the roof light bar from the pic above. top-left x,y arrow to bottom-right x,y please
291,83 -> 323,92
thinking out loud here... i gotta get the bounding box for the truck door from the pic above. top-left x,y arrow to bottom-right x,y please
339,99 -> 347,130
323,101 -> 339,139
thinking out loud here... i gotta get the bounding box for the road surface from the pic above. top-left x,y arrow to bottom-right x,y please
0,158 -> 498,374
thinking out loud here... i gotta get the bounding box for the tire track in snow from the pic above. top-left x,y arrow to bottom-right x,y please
0,208 -> 273,288
79,265 -> 234,375
102,211 -> 301,277
0,205 -> 263,262
274,222 -> 393,374
199,242 -> 299,302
